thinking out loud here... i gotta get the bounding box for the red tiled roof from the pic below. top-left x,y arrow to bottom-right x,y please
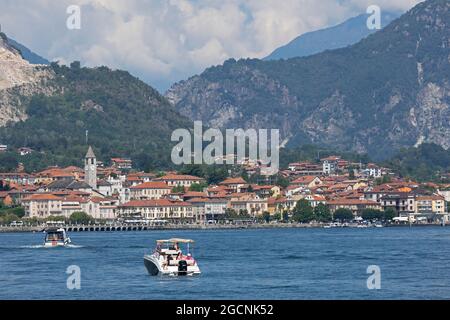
22,194 -> 61,201
252,185 -> 275,190
416,195 -> 445,201
186,197 -> 208,203
292,175 -> 319,184
328,199 -> 378,205
130,181 -> 171,189
219,177 -> 246,185
183,191 -> 207,197
158,174 -> 204,181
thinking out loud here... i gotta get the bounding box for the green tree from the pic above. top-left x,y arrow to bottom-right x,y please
314,203 -> 332,222
348,166 -> 356,179
334,208 -> 354,222
205,166 -> 229,185
46,215 -> 67,222
69,212 -> 94,224
224,208 -> 238,219
383,208 -> 397,221
375,175 -> 392,185
172,185 -> 185,193
282,211 -> 289,222
292,199 -> 314,223
262,211 -> 271,223
0,152 -> 19,172
0,180 -> 11,191
238,209 -> 250,218
360,209 -> 383,221
275,175 -> 290,189
0,213 -> 20,225
189,182 -> 208,192
272,212 -> 281,221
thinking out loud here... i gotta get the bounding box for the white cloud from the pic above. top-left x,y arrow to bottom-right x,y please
0,0 -> 422,92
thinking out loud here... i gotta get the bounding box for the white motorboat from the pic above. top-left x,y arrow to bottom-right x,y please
144,238 -> 201,276
44,228 -> 71,247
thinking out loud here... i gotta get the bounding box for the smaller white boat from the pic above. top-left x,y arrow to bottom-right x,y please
44,228 -> 71,247
144,238 -> 201,276
374,223 -> 384,228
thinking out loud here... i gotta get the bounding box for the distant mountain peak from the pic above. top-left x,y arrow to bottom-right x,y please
0,32 -> 49,65
264,11 -> 402,61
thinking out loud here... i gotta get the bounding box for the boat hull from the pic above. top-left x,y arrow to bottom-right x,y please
43,238 -> 71,248
144,254 -> 201,276
144,255 -> 161,276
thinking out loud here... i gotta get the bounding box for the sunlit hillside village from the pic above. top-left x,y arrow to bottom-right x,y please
0,145 -> 449,226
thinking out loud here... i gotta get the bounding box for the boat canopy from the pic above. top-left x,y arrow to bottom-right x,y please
156,238 -> 195,244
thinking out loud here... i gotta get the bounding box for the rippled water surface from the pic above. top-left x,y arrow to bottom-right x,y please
1,227 -> 450,299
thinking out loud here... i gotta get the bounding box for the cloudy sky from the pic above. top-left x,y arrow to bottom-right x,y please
0,0 -> 421,92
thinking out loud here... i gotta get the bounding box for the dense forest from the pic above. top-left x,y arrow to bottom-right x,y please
0,62 -> 193,172
384,143 -> 450,182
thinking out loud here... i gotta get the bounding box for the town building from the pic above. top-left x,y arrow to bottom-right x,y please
321,156 -> 340,175
415,195 -> 446,214
22,194 -> 63,218
111,158 -> 133,170
118,199 -> 194,222
327,199 -> 381,216
291,176 -> 323,189
156,174 -> 205,188
219,177 -> 248,193
230,194 -> 268,217
129,181 -> 172,200
380,192 -> 416,214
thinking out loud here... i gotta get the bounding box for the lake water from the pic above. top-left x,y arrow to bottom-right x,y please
1,227 -> 450,300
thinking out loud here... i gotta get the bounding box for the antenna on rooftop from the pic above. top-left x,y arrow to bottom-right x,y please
86,130 -> 89,144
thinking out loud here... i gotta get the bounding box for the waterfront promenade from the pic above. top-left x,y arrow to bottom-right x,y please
0,221 -> 447,233
0,222 -> 315,233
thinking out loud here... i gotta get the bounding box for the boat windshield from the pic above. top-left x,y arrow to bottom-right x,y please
155,240 -> 194,257
46,232 -> 64,241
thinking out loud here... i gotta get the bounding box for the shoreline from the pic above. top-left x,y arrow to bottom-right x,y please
0,222 -> 447,233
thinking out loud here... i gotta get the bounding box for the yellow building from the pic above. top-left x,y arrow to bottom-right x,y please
415,195 -> 446,214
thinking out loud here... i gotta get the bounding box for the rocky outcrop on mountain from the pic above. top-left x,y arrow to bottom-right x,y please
167,0 -> 450,159
0,32 -> 193,171
0,33 -> 54,126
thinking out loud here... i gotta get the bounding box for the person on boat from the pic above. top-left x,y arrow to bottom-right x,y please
166,254 -> 173,268
176,251 -> 183,261
185,253 -> 194,260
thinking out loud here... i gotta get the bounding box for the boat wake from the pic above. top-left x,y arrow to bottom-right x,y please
19,244 -> 84,249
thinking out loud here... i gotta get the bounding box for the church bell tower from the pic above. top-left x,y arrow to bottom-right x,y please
84,146 -> 97,189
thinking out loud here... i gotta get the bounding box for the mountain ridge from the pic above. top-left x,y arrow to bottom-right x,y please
0,34 -> 193,171
7,37 -> 50,65
264,11 -> 401,60
166,0 -> 450,160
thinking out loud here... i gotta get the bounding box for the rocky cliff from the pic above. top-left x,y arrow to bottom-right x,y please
0,33 -> 54,126
167,0 -> 450,159
0,33 -> 192,171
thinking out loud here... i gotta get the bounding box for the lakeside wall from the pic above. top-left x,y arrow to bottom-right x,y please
0,222 -> 447,233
